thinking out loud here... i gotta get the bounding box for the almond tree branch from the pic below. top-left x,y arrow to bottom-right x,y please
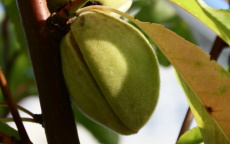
210,36 -> 228,60
0,69 -> 32,144
177,108 -> 193,140
15,0 -> 80,143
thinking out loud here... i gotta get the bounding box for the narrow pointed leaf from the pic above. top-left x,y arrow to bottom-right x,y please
168,0 -> 230,45
178,73 -> 229,143
177,126 -> 203,144
197,0 -> 230,30
132,21 -> 230,143
0,121 -> 20,141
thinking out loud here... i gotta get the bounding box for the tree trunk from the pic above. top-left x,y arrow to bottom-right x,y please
15,0 -> 80,143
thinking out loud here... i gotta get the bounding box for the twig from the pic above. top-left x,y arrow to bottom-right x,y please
0,103 -> 43,125
1,117 -> 37,123
0,68 -> 32,144
0,103 -> 34,117
177,36 -> 228,141
210,36 -> 228,60
177,108 -> 193,140
17,106 -> 34,118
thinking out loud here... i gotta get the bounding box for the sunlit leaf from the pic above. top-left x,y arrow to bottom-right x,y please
0,121 -> 20,141
129,19 -> 230,143
178,73 -> 229,143
177,126 -> 203,144
168,0 -> 230,45
197,0 -> 230,30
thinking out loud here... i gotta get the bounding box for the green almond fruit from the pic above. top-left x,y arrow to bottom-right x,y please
61,10 -> 159,135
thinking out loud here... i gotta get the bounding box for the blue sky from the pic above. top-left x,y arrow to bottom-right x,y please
203,0 -> 229,9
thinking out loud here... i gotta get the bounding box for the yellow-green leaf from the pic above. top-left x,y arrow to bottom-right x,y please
178,73 -> 229,143
197,0 -> 230,30
177,126 -> 203,144
131,18 -> 230,143
168,0 -> 230,45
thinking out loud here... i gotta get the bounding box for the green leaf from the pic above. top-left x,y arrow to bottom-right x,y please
73,104 -> 119,144
177,126 -> 203,144
168,0 -> 230,45
197,0 -> 230,30
0,121 -> 20,140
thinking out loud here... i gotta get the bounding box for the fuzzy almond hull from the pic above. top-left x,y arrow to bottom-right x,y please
61,10 -> 160,134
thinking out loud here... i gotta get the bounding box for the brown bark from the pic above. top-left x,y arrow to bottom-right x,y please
15,0 -> 80,143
